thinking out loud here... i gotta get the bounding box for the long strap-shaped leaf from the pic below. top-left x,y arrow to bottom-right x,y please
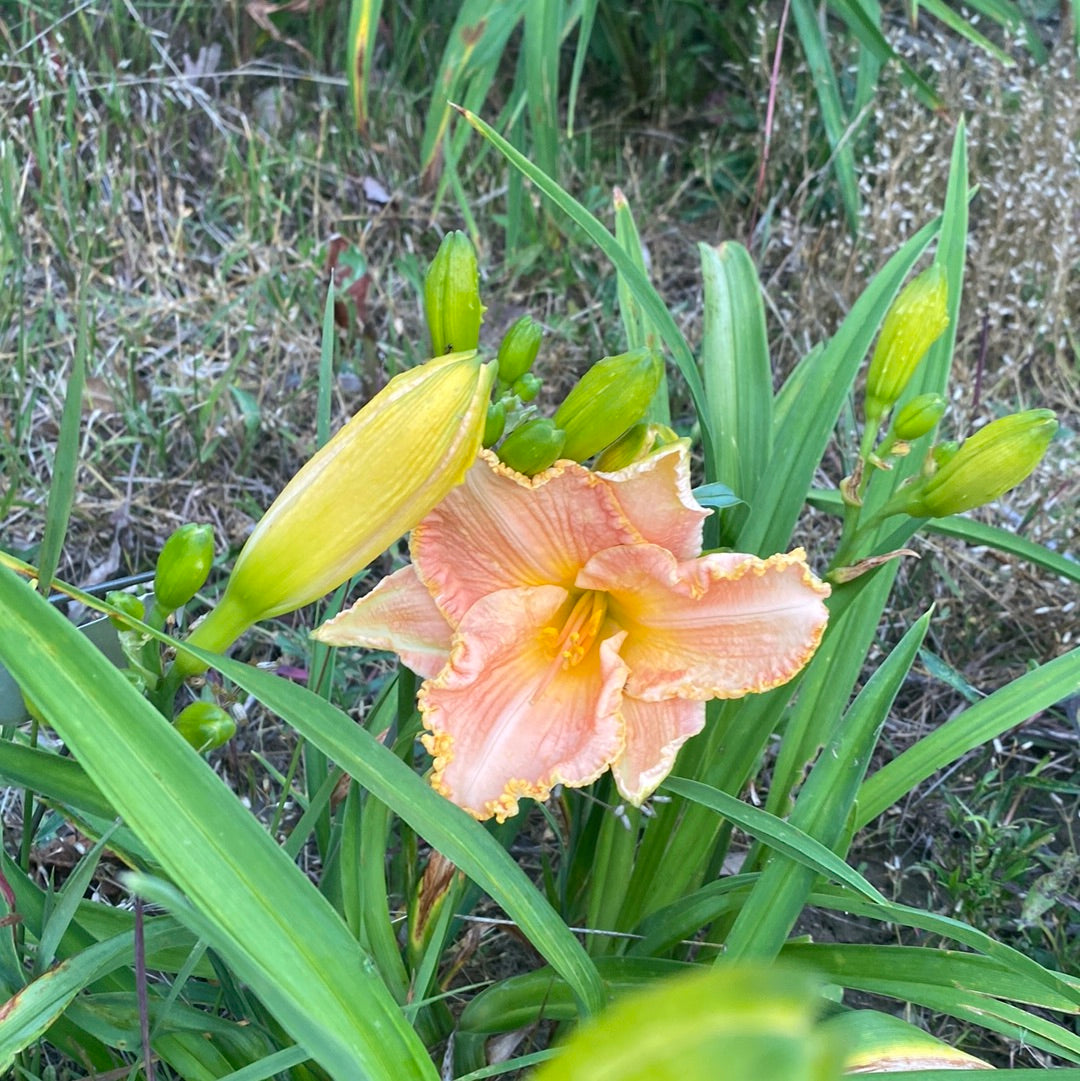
197,648 -> 608,1019
855,646 -> 1080,829
0,565 -> 437,1081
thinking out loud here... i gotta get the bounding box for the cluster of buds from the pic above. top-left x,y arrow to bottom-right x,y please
832,261 -> 1058,579
425,231 -> 665,477
175,230 -> 666,676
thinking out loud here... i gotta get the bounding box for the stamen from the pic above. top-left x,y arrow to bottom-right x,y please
529,591 -> 608,705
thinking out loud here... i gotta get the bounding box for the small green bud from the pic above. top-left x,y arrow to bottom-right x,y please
888,409 -> 1057,519
482,400 -> 507,448
106,590 -> 145,629
866,265 -> 948,425
423,231 -> 484,355
154,523 -> 214,612
174,700 -> 236,752
512,373 -> 542,403
891,393 -> 947,441
553,347 -> 663,462
496,315 -> 543,384
594,421 -> 681,472
497,418 -> 566,476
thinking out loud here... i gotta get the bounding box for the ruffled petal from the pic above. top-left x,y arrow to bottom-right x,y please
311,565 -> 452,679
598,442 -> 709,561
612,695 -> 705,805
411,450 -> 641,624
420,585 -> 628,821
577,545 -> 830,701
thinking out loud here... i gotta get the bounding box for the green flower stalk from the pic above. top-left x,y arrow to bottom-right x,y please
553,347 -> 663,462
176,351 -> 496,675
154,523 -> 215,613
424,231 -> 484,355
883,409 -> 1057,519
865,265 -> 948,428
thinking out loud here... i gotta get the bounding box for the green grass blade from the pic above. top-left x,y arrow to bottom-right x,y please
699,241 -> 773,543
925,516 -> 1080,581
855,647 -> 1080,829
36,283 -> 89,594
613,188 -> 670,423
455,106 -> 716,476
34,825 -> 116,976
0,921 -> 178,1073
790,0 -> 861,230
722,610 -> 931,961
348,0 -> 383,134
661,778 -> 887,904
826,0 -> 943,107
523,0 -> 561,182
738,215 -> 940,555
419,0 -> 528,183
0,566 -> 438,1081
917,0 -> 1017,64
185,645 -> 607,1019
566,0 -> 599,137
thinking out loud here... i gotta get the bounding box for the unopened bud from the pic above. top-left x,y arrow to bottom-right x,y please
892,393 -> 947,441
553,347 -> 663,462
497,417 -> 566,476
424,231 -> 484,355
887,410 -> 1057,518
483,400 -> 507,447
866,265 -> 948,425
496,315 -> 542,384
594,421 -> 680,472
512,373 -> 542,403
154,523 -> 214,612
174,700 -> 236,752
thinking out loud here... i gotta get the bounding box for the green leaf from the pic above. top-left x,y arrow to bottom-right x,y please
855,647 -> 1080,828
661,778 -> 887,904
347,0 -> 383,134
699,241 -> 773,543
723,610 -> 931,961
0,920 -> 179,1072
196,646 -> 607,1020
530,962 -> 842,1081
0,565 -> 437,1081
789,0 -> 860,229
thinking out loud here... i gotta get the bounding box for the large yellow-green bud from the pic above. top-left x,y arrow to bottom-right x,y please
553,347 -> 663,463
496,315 -> 543,384
424,231 -> 484,355
154,523 -> 215,612
884,409 -> 1057,519
865,265 -> 948,427
891,393 -> 947,441
177,352 -> 496,674
497,417 -> 566,476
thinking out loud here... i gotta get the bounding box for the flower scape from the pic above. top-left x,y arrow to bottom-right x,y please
314,442 -> 831,822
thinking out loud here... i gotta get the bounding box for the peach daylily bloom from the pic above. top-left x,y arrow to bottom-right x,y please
313,445 -> 830,822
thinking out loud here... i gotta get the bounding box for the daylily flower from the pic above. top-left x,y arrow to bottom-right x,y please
313,444 -> 830,822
